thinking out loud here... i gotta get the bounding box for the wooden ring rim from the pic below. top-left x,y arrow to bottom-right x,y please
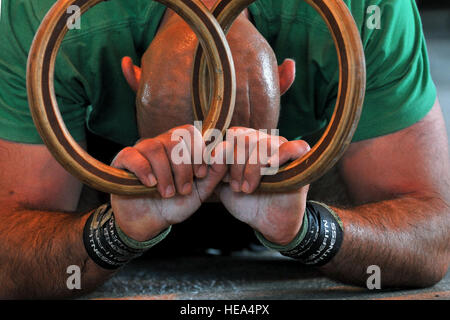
192,0 -> 366,192
27,0 -> 236,195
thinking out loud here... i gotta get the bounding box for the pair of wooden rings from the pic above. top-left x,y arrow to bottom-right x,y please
27,0 -> 366,195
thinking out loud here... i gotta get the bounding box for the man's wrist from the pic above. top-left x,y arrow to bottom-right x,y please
83,204 -> 171,270
114,219 -> 170,243
255,212 -> 309,252
115,222 -> 171,251
255,201 -> 344,267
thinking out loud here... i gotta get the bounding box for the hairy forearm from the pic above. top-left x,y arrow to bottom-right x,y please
318,194 -> 450,288
0,205 -> 116,299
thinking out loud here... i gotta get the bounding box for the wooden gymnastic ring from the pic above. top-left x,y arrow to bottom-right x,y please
27,0 -> 236,195
192,0 -> 366,192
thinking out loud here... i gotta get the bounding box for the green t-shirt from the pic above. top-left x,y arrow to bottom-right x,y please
0,0 -> 436,146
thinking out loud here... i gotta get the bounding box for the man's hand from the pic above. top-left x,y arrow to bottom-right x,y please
111,125 -> 227,242
216,128 -> 311,245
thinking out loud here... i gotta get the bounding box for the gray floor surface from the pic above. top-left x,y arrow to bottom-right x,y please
83,252 -> 450,300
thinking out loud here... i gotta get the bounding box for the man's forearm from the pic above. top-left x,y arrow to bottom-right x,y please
0,205 -> 116,299
320,194 -> 450,288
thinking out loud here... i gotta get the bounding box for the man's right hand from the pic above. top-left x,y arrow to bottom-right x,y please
110,125 -> 227,242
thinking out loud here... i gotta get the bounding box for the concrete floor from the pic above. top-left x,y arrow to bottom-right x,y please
83,252 -> 450,300
82,9 -> 450,301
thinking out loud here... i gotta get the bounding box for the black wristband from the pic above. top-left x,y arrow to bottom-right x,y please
82,203 -> 171,270
280,201 -> 344,266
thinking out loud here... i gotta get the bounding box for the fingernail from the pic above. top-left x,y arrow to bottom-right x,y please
231,180 -> 240,192
182,183 -> 192,195
241,181 -> 251,193
165,185 -> 175,198
148,174 -> 157,187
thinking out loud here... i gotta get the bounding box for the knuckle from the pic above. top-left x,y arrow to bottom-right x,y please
168,137 -> 185,149
120,146 -> 136,156
176,124 -> 199,140
113,147 -> 136,164
227,127 -> 245,137
142,138 -> 165,154
181,124 -> 196,132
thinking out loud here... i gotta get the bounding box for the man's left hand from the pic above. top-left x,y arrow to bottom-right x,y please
215,128 -> 310,246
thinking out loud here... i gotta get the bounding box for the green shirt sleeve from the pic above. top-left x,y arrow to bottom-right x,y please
350,0 -> 437,142
0,1 -> 87,144
0,0 -> 166,146
249,0 -> 437,143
